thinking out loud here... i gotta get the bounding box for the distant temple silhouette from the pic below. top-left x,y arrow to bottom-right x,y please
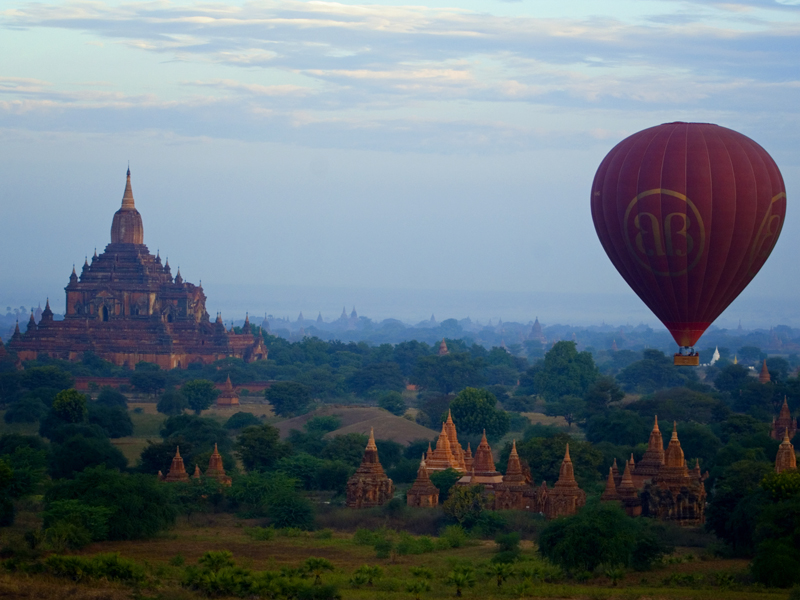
8,169 -> 267,369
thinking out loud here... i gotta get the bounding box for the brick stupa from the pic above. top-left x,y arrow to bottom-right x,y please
406,455 -> 440,507
495,440 -> 543,511
642,423 -> 706,525
600,467 -> 621,504
216,375 -> 239,407
633,416 -> 665,487
759,359 -> 771,384
544,444 -> 586,519
775,429 -> 797,474
205,443 -> 232,485
771,397 -> 797,441
457,430 -> 503,489
346,428 -> 394,508
617,457 -> 642,516
164,446 -> 190,482
425,423 -> 462,472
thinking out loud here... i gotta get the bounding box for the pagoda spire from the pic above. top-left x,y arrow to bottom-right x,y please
601,467 -> 620,502
759,359 -> 771,384
122,166 -> 135,209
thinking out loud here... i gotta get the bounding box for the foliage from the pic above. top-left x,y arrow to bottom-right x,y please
751,540 -> 800,588
543,395 -> 585,428
631,387 -> 729,424
304,557 -> 334,584
411,353 -> 485,394
182,379 -> 220,414
130,369 -> 167,396
21,366 -> 75,392
49,434 -> 128,479
448,387 -> 510,438
157,389 -> 188,416
429,468 -> 463,503
320,433 -> 369,468
377,390 -> 406,415
583,376 -> 624,414
87,403 -> 134,438
486,562 -> 515,587
3,397 -> 47,423
442,485 -> 489,527
51,389 -> 88,423
617,349 -> 697,394
44,553 -> 146,583
514,433 -> 602,487
225,411 -> 261,429
266,381 -> 313,417
275,453 -> 353,494
42,500 -> 114,544
45,466 -> 176,540
761,470 -> 800,501
95,387 -> 128,408
539,502 -> 670,572
584,409 -> 648,446
445,566 -> 475,597
523,341 -> 598,401
347,362 -> 405,394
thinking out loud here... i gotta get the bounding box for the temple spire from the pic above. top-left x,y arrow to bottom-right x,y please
122,166 -> 135,209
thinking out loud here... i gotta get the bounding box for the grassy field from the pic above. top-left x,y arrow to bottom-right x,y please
0,511 -> 788,600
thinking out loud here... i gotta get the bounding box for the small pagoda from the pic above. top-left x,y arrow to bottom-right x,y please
632,416 -> 665,487
216,375 -> 240,407
775,430 -> 797,474
759,359 -> 771,384
425,423 -> 462,472
600,467 -> 621,504
457,430 -> 503,490
616,458 -> 642,516
494,440 -> 543,512
771,397 -> 797,441
406,455 -> 439,507
346,428 -> 395,508
204,443 -> 233,485
544,444 -> 586,519
162,446 -> 190,482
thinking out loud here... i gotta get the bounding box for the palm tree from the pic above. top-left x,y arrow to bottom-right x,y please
354,565 -> 383,585
445,569 -> 475,597
406,579 -> 431,600
487,562 -> 515,587
304,557 -> 334,585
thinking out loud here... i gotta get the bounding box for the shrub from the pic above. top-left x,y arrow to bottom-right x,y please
395,533 -> 435,555
438,524 -> 468,548
44,553 -> 145,583
225,412 -> 261,430
42,500 -> 113,543
245,526 -> 276,541
4,398 -> 47,424
751,540 -> 800,588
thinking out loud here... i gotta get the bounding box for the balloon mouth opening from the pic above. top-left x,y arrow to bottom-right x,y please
663,321 -> 711,348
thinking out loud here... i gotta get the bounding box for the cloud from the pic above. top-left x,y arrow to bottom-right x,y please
2,0 -> 800,152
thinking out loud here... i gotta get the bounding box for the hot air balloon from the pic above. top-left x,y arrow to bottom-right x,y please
591,122 -> 786,366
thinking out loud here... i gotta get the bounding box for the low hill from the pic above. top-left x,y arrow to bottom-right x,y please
275,406 -> 438,446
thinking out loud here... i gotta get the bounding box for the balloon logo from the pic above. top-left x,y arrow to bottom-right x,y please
591,122 -> 786,363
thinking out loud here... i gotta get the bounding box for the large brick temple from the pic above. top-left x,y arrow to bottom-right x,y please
8,169 -> 267,369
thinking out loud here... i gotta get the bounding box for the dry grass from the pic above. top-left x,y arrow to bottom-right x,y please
276,406 -> 438,444
521,412 -> 569,427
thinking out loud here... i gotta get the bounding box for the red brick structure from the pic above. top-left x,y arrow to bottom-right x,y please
759,359 -> 771,384
204,443 -> 233,485
771,397 -> 797,441
8,169 -> 268,369
775,430 -> 797,474
346,428 -> 395,508
406,455 -> 439,507
216,375 -> 240,407
162,447 -> 190,482
544,444 -> 587,519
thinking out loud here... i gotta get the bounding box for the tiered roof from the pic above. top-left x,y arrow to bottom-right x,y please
775,429 -> 797,473
164,447 -> 189,482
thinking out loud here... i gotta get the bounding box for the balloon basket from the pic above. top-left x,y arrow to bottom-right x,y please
674,354 -> 700,366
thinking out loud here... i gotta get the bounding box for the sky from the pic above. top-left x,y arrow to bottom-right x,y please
1,0 -> 799,328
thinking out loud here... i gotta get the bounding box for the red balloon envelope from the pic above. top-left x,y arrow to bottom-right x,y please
591,122 -> 786,350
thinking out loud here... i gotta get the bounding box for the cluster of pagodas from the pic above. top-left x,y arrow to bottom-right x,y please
159,443 -> 232,486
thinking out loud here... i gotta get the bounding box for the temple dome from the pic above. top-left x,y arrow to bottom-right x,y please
111,168 -> 144,244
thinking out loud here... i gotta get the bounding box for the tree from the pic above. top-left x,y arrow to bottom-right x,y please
235,424 -> 291,472
346,363 -> 405,394
737,346 -> 765,365
304,557 -> 334,585
448,387 -> 510,439
715,364 -> 751,393
539,502 -> 668,572
49,435 -> 128,479
181,380 -> 220,415
583,376 -> 624,414
630,387 -> 728,424
95,387 -> 128,409
524,342 -> 598,401
265,382 -> 312,417
430,468 -> 463,503
88,404 -> 133,438
514,433 -> 602,487
377,391 -> 406,416
44,466 -> 176,540
321,433 -> 368,468
766,357 -> 790,382
157,389 -> 188,416
445,567 -> 475,597
616,349 -> 696,393
224,412 -> 261,430
51,389 -> 88,424
442,485 -> 490,527
3,397 -> 47,423
584,410 -> 649,446
130,370 -> 167,397
411,353 -> 485,394
543,395 -> 585,428
21,366 -> 74,392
